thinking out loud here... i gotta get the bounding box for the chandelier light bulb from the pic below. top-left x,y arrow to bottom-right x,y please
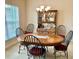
39,9 -> 42,12
45,6 -> 51,11
36,8 -> 40,11
40,5 -> 44,10
36,6 -> 51,12
45,8 -> 48,11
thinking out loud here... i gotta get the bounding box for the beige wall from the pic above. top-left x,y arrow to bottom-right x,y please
25,0 -> 73,33
5,0 -> 73,33
5,0 -> 27,30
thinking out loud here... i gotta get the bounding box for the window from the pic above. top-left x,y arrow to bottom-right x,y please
5,4 -> 19,40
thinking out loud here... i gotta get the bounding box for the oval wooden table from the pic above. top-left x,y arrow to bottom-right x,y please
17,33 -> 64,46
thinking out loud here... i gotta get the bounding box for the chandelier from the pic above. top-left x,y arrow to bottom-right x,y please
36,5 -> 51,12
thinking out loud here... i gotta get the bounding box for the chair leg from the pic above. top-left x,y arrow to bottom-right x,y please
43,46 -> 48,53
26,46 -> 30,56
39,56 -> 41,59
28,56 -> 30,59
24,45 -> 26,50
66,51 -> 68,59
18,45 -> 21,54
43,54 -> 46,59
33,56 -> 35,59
64,51 -> 68,59
46,46 -> 48,52
54,49 -> 56,59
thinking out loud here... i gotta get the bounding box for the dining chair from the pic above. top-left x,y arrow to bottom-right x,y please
16,27 -> 26,53
24,24 -> 34,34
16,24 -> 34,53
46,25 -> 66,52
56,25 -> 66,38
54,30 -> 73,59
24,35 -> 46,59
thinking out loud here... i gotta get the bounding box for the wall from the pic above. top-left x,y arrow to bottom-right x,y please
5,0 -> 27,30
6,0 -> 73,33
25,0 -> 73,33
5,38 -> 17,49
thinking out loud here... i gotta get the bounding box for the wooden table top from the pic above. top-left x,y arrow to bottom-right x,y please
17,33 -> 64,46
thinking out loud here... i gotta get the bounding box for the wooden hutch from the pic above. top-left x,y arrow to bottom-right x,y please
37,10 -> 57,35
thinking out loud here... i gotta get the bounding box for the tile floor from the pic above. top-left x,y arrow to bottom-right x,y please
5,41 -> 73,59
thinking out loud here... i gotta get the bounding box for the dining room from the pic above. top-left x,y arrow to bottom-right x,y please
5,0 -> 73,59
